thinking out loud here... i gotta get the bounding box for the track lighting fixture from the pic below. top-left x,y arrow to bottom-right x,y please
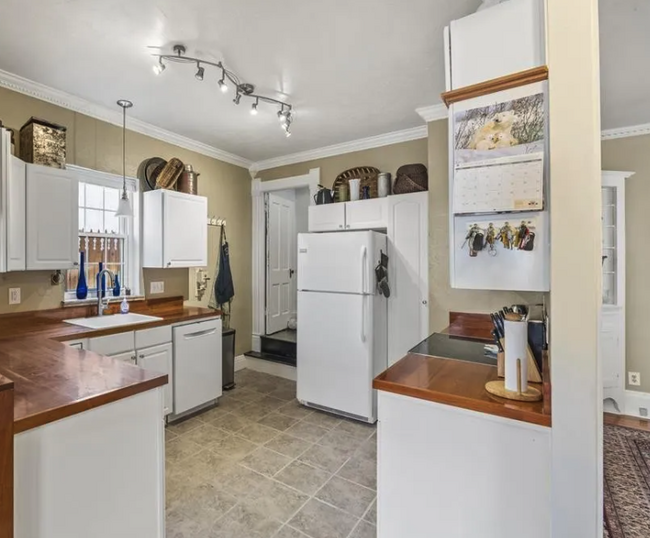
151,43 -> 294,136
153,58 -> 166,75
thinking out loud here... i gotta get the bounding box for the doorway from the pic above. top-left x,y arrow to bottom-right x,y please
250,169 -> 320,357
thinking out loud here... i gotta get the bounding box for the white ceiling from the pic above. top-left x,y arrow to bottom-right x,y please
0,0 -> 646,165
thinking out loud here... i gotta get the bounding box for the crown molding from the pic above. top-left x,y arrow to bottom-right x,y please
601,122 -> 650,141
0,68 -> 252,169
415,103 -> 449,123
252,125 -> 428,172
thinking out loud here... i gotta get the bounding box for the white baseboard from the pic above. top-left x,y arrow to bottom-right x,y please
244,356 -> 296,381
624,389 -> 650,418
234,355 -> 247,372
251,334 -> 261,353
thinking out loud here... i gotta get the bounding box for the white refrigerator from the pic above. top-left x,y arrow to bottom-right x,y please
297,230 -> 387,423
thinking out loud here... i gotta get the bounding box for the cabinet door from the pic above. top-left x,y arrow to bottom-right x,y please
26,164 -> 78,270
163,191 -> 207,267
137,343 -> 173,416
109,350 -> 137,365
308,204 -> 345,232
345,198 -> 388,230
387,193 -> 429,366
7,156 -> 26,271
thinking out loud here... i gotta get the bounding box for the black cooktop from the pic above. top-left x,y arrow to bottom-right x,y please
409,332 -> 498,367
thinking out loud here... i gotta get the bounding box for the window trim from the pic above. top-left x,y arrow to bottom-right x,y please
65,165 -> 141,302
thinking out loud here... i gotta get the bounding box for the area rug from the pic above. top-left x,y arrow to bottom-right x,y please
604,424 -> 650,537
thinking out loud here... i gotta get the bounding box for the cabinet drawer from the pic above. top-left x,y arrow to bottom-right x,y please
135,325 -> 172,350
88,331 -> 135,356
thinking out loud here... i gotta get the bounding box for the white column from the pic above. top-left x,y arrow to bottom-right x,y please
546,0 -> 603,536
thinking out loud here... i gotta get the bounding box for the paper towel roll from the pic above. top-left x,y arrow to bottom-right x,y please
504,318 -> 528,392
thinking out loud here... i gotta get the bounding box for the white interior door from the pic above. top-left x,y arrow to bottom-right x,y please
267,193 -> 295,334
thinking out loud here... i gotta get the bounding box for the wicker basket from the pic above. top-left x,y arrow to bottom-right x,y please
393,164 -> 428,194
332,166 -> 380,202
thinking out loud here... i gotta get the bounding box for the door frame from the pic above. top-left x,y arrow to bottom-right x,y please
251,169 -> 320,352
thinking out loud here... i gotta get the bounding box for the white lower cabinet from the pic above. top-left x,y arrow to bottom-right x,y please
137,343 -> 173,415
85,318 -> 221,418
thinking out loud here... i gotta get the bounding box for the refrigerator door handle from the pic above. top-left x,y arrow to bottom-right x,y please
360,295 -> 366,343
360,245 -> 367,294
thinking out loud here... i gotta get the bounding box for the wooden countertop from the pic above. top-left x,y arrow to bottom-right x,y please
0,297 -> 220,433
374,353 -> 550,427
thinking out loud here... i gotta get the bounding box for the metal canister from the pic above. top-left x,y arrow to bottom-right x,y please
178,164 -> 200,194
378,172 -> 391,197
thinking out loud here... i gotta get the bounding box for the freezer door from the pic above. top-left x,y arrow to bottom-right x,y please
297,291 -> 374,420
297,231 -> 386,294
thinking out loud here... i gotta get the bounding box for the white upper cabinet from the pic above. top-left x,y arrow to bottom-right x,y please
26,163 -> 78,270
0,128 -> 26,272
345,198 -> 388,230
143,189 -> 208,268
308,203 -> 346,232
308,198 -> 389,232
447,0 -> 544,89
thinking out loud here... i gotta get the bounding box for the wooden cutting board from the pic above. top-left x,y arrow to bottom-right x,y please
156,158 -> 184,190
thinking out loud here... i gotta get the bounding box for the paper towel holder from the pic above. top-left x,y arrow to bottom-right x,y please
485,358 -> 543,402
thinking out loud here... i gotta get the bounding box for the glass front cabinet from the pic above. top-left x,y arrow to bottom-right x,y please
601,171 -> 631,411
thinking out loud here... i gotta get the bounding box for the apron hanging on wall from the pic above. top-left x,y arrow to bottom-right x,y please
209,226 -> 235,328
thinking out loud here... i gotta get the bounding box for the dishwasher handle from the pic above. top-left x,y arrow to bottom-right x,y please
183,328 -> 217,340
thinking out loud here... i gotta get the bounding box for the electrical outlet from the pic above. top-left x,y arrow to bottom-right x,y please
629,371 -> 641,386
150,281 -> 165,294
640,408 -> 648,418
8,288 -> 20,305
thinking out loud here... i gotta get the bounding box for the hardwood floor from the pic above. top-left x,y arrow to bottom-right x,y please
604,412 -> 650,432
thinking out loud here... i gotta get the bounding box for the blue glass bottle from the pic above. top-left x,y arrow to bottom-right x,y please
113,273 -> 121,297
75,251 -> 88,300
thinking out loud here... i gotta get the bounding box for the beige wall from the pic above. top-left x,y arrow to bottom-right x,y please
256,138 -> 428,187
427,120 -> 544,331
602,133 -> 650,392
0,87 -> 252,354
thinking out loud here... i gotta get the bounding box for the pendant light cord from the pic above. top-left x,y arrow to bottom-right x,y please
122,104 -> 126,196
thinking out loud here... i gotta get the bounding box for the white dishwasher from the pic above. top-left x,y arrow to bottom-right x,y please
173,318 -> 222,415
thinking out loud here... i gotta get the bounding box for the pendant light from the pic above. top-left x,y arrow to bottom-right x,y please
115,100 -> 133,218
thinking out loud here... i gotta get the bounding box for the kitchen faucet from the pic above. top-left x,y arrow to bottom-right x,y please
96,268 -> 115,316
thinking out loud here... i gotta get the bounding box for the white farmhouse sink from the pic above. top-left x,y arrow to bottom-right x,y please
63,313 -> 163,329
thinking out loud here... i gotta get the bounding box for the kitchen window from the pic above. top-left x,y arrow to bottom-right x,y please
64,169 -> 140,302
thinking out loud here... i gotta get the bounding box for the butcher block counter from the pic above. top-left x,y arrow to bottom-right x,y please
0,296 -> 218,433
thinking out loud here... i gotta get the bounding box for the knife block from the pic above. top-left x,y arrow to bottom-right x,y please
497,338 -> 542,383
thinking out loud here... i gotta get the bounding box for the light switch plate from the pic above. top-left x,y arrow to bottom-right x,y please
8,288 -> 20,305
150,281 -> 165,294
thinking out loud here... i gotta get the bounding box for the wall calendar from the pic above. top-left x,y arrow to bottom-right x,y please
453,154 -> 544,214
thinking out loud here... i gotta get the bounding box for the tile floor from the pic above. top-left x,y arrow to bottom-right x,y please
166,369 -> 377,538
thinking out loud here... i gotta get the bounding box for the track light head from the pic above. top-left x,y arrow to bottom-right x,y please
251,100 -> 259,115
233,92 -> 241,105
285,126 -> 292,138
278,109 -> 289,125
153,58 -> 166,75
218,78 -> 228,92
195,64 -> 204,81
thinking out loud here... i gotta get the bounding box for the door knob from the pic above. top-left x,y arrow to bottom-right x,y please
289,269 -> 295,278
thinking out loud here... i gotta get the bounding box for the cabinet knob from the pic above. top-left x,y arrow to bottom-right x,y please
338,225 -> 343,228
139,354 -> 144,359
422,300 -> 428,305
131,355 -> 136,361
346,225 -> 350,229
